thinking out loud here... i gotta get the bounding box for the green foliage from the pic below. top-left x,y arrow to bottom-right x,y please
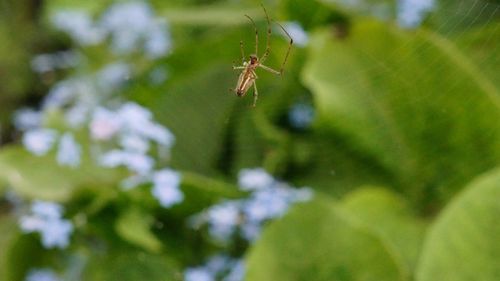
416,167 -> 500,281
302,20 -> 500,205
246,199 -> 407,281
0,0 -> 499,280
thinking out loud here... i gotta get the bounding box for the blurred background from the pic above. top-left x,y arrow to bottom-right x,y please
0,0 -> 499,280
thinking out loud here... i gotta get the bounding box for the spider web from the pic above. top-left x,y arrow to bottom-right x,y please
156,0 -> 499,207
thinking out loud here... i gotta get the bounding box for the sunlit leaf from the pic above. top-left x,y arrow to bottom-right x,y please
342,187 -> 426,276
246,199 -> 407,281
416,167 -> 500,281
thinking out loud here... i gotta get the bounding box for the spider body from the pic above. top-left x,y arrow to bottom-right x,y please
236,55 -> 259,97
232,5 -> 293,107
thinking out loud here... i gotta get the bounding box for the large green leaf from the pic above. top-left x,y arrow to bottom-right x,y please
302,20 -> 500,205
453,23 -> 500,90
416,167 -> 500,281
0,145 -> 123,202
245,200 -> 407,281
342,187 -> 426,277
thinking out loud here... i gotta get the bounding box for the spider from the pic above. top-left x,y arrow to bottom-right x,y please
232,5 -> 293,107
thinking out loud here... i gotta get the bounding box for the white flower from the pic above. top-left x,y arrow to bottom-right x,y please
23,129 -> 58,156
207,202 -> 240,241
89,107 -> 121,140
397,0 -> 434,28
100,150 -> 154,175
238,168 -> 274,191
282,22 -> 309,47
56,132 -> 81,167
151,169 -> 183,207
52,10 -> 105,45
184,267 -> 214,281
288,103 -> 314,129
42,80 -> 76,109
25,268 -> 61,281
13,108 -> 41,131
19,201 -> 73,249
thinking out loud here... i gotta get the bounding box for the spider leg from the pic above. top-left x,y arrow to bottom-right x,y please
258,64 -> 280,75
252,80 -> 258,107
244,15 -> 258,56
274,20 -> 293,75
259,4 -> 272,63
233,66 -> 246,70
240,40 -> 245,63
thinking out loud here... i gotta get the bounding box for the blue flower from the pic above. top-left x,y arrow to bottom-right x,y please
184,256 -> 244,281
207,202 -> 240,241
25,268 -> 61,281
14,108 -> 42,131
397,0 -> 434,28
184,267 -> 214,281
23,129 -> 58,156
52,10 -> 105,45
19,201 -> 73,249
98,62 -> 130,91
237,168 -> 274,191
100,149 -> 154,175
151,169 -> 183,207
282,22 -> 309,47
100,2 -> 171,57
56,132 -> 81,167
223,260 -> 245,281
288,103 -> 314,129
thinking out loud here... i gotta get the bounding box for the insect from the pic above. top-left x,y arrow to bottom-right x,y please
232,5 -> 293,107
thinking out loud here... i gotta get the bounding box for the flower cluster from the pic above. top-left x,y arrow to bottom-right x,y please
52,2 -> 171,58
15,1 -> 182,259
185,168 -> 312,280
184,255 -> 245,281
192,168 -> 313,242
19,201 -> 74,249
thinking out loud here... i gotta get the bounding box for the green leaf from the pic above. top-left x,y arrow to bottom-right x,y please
302,20 -> 500,205
453,23 -> 500,90
341,187 -> 426,277
82,246 -> 180,281
115,207 -> 163,253
0,216 -> 18,281
429,0 -> 498,34
0,145 -> 123,202
3,234 -> 50,281
246,199 -> 407,281
416,167 -> 500,281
